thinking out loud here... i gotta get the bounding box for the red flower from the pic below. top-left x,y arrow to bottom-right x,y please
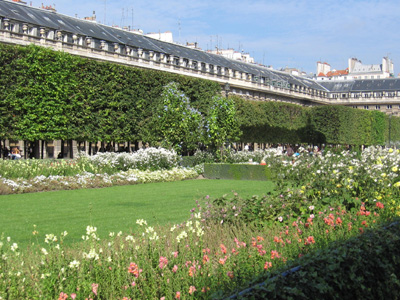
203,254 -> 210,264
128,262 -> 142,278
271,250 -> 281,259
220,244 -> 227,254
376,202 -> 384,209
264,261 -> 272,270
58,292 -> 68,300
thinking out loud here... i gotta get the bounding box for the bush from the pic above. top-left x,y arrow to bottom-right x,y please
204,163 -> 275,181
234,220 -> 400,300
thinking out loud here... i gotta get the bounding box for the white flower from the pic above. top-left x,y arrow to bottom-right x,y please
125,235 -> 135,242
278,216 -> 283,222
176,231 -> 188,243
136,219 -> 147,226
44,234 -> 57,244
83,248 -> 99,260
41,248 -> 48,256
10,243 -> 18,252
69,260 -> 80,269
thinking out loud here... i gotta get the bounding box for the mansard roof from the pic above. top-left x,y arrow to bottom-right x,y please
4,0 -> 399,95
319,79 -> 400,92
0,0 -> 333,92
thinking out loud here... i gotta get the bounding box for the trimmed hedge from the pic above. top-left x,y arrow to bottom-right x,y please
204,163 -> 275,181
234,96 -> 399,146
1,44 -> 400,146
231,220 -> 400,299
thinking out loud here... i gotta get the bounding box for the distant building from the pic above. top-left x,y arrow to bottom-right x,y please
207,48 -> 255,64
281,67 -> 307,77
316,57 -> 394,81
145,31 -> 173,43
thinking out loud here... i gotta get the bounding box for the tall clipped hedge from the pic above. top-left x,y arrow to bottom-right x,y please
0,43 -> 399,147
0,44 -> 220,143
234,98 -> 395,146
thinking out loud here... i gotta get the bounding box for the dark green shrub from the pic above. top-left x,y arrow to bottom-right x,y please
204,163 -> 275,181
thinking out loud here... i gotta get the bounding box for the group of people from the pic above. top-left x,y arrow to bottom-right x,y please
1,146 -> 22,160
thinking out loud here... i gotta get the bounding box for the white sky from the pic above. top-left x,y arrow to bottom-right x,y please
29,0 -> 400,75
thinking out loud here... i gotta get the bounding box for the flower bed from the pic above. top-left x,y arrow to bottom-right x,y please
0,146 -> 400,299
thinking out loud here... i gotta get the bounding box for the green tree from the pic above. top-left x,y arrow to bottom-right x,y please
152,82 -> 203,154
205,95 -> 241,159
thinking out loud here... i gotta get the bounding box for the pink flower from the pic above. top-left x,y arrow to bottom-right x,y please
173,251 -> 179,258
71,294 -> 76,300
159,256 -> 168,269
264,261 -> 272,270
131,281 -> 136,287
58,292 -> 68,300
128,262 -> 142,278
160,297 -> 166,300
227,271 -> 234,279
92,283 -> 98,296
189,286 -> 197,295
271,250 -> 281,259
175,291 -> 181,299
172,265 -> 178,273
220,244 -> 227,254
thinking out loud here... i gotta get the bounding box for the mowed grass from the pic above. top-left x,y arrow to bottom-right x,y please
0,179 -> 274,246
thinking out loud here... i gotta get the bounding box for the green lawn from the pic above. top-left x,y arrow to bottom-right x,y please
0,179 -> 274,246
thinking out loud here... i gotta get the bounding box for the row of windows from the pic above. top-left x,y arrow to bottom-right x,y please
353,105 -> 397,110
332,92 -> 400,99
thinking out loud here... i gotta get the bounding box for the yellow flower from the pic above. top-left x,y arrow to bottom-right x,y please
389,148 -> 394,153
394,181 -> 400,188
392,166 -> 398,172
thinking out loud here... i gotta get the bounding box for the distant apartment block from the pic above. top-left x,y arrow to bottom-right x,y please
316,57 -> 394,81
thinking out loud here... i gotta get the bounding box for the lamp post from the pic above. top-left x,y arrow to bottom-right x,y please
224,82 -> 230,98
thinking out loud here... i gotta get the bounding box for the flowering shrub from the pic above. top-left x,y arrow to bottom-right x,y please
0,167 -> 198,194
0,148 -> 179,181
79,147 -> 179,171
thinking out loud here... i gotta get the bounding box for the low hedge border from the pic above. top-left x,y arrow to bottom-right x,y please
227,219 -> 400,299
204,163 -> 276,181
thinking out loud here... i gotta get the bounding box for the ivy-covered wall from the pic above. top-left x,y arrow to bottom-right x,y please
0,43 -> 399,146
